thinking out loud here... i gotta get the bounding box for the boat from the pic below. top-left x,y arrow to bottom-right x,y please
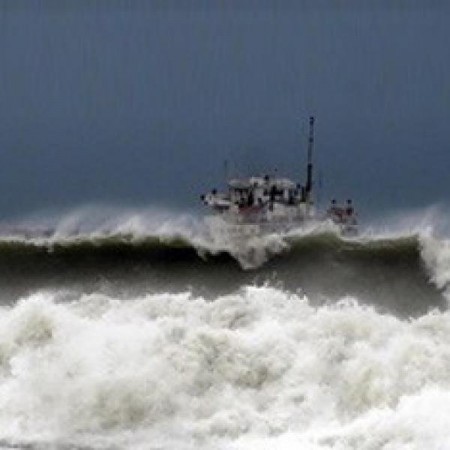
201,117 -> 358,238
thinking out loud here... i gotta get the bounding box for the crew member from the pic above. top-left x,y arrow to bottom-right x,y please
328,199 -> 343,222
346,199 -> 354,216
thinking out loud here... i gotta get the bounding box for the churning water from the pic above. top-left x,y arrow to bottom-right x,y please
1,207 -> 450,449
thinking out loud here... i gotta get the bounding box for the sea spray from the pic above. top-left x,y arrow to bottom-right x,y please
1,287 -> 450,449
1,207 -> 450,448
420,234 -> 450,299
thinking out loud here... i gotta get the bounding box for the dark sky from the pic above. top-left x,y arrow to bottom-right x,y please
0,1 -> 449,218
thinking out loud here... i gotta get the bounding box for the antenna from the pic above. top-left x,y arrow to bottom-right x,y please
305,116 -> 315,201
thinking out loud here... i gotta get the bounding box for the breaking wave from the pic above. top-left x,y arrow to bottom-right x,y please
1,287 -> 450,449
0,227 -> 448,315
1,206 -> 450,449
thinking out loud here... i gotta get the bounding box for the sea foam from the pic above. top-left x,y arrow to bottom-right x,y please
1,286 -> 450,449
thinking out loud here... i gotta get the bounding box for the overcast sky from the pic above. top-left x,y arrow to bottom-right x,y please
0,1 -> 449,218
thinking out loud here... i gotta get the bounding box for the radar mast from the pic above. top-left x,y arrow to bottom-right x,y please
305,116 -> 315,203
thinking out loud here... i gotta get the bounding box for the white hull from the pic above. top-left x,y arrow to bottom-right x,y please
204,214 -> 357,241
205,215 -> 319,240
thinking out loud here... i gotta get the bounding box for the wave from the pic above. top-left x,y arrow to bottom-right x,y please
0,230 -> 447,316
1,287 -> 450,449
1,207 -> 450,448
1,204 -> 450,316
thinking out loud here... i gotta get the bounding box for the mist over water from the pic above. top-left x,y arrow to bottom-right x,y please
1,206 -> 450,449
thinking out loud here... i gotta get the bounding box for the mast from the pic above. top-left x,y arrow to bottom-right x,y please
305,116 -> 315,202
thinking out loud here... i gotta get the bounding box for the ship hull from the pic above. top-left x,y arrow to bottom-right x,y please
204,215 -> 357,240
204,215 -> 321,240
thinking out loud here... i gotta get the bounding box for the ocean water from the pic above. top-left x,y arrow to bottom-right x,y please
1,207 -> 450,449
